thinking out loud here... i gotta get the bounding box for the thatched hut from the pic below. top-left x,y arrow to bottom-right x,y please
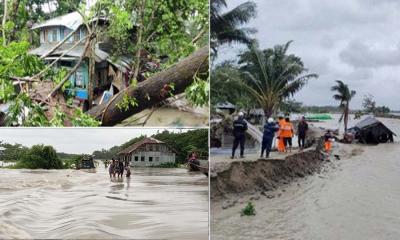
348,117 -> 395,144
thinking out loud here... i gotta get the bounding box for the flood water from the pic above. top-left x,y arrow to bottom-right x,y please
0,166 -> 208,239
212,115 -> 400,240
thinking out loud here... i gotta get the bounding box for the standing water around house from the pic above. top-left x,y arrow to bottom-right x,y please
0,166 -> 208,239
212,116 -> 400,240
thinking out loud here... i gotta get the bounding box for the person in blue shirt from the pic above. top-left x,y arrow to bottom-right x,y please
231,112 -> 248,159
261,118 -> 279,158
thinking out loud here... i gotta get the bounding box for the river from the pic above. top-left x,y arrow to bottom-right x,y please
0,166 -> 208,239
211,115 -> 400,240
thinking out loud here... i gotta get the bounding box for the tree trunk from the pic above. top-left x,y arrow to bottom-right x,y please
263,107 -> 273,120
2,0 -> 7,46
131,0 -> 145,82
8,0 -> 20,41
88,40 -> 96,108
344,103 -> 349,133
87,46 -> 209,126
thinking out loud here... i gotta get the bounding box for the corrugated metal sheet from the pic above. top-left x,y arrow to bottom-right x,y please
31,12 -> 83,30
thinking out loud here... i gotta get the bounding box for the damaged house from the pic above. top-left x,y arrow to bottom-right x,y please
348,116 -> 396,144
29,11 -> 133,110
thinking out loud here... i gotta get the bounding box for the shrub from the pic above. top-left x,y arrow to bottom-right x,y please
18,144 -> 63,169
241,202 -> 256,216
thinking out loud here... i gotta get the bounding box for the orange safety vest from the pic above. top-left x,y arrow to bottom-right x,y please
280,122 -> 293,138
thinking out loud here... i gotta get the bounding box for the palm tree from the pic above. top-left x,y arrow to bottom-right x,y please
331,80 -> 356,133
211,0 -> 257,55
236,41 -> 318,118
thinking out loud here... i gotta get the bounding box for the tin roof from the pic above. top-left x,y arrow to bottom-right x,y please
117,138 -> 165,155
31,11 -> 107,31
354,116 -> 396,136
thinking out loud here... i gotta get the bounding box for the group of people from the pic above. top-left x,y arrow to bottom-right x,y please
231,112 -> 310,159
108,159 -> 131,178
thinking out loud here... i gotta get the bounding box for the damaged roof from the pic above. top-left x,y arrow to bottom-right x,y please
29,42 -> 133,71
353,116 -> 396,136
31,11 -> 107,31
117,138 -> 166,155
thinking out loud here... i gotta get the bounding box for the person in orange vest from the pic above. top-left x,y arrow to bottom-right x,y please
277,116 -> 285,152
281,117 -> 294,153
324,130 -> 334,153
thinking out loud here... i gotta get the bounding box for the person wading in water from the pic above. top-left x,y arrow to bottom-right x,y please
297,116 -> 309,151
261,118 -> 279,158
109,159 -> 115,179
231,112 -> 248,159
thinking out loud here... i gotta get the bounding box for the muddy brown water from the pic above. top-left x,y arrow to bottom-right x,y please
211,116 -> 400,240
0,166 -> 208,239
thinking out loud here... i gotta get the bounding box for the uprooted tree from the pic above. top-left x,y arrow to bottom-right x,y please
0,0 -> 209,126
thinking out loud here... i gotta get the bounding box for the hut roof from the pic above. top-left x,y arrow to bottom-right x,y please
353,116 -> 396,136
117,137 -> 166,155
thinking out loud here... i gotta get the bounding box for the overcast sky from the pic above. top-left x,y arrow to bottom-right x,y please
217,0 -> 400,110
0,128 -> 192,154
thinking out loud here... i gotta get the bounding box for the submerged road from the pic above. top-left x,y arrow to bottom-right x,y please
0,167 -> 208,239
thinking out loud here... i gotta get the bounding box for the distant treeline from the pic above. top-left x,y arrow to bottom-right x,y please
92,129 -> 208,164
0,142 -> 79,162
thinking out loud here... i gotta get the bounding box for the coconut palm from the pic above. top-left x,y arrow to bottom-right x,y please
331,80 -> 356,132
211,0 -> 257,55
237,41 -> 318,118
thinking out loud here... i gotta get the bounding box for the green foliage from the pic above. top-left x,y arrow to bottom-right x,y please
116,93 -> 139,112
211,0 -> 257,56
0,142 -> 29,162
15,144 -> 63,169
331,80 -> 356,131
70,109 -> 101,127
241,202 -> 256,216
185,76 -> 209,107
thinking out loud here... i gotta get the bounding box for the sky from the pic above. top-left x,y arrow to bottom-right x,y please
217,0 -> 400,110
0,128 -> 192,154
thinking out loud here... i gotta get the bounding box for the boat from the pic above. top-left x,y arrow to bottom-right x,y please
305,113 -> 333,121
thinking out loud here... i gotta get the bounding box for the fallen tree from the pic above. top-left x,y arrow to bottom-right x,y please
87,45 -> 209,126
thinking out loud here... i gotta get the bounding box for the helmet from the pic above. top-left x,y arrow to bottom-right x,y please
267,118 -> 274,123
238,112 -> 244,117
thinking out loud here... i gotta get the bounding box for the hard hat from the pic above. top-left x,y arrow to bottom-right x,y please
267,118 -> 274,123
238,112 -> 244,117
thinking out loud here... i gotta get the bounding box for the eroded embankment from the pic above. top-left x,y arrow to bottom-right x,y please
211,149 -> 323,199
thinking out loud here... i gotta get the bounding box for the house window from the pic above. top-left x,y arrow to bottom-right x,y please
155,157 -> 159,161
80,27 -> 86,40
149,157 -> 153,162
64,29 -> 74,43
48,29 -> 59,42
155,145 -> 159,151
141,156 -> 145,161
134,156 -> 139,161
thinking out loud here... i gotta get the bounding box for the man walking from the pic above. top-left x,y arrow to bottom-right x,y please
297,116 -> 309,150
231,112 -> 248,159
261,118 -> 279,158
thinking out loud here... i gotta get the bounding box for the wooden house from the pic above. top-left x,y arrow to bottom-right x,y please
117,138 -> 176,167
29,11 -> 132,109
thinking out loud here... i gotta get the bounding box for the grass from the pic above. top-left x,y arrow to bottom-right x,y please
241,202 -> 256,216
